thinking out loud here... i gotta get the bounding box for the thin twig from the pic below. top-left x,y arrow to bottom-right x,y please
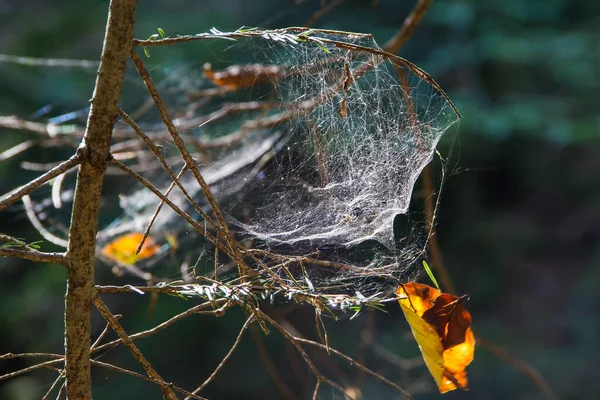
91,299 -> 230,355
93,295 -> 178,400
305,0 -> 347,26
91,360 -> 208,400
109,158 -> 249,272
249,325 -> 298,400
185,314 -> 255,399
42,370 -> 65,400
383,0 -> 434,54
90,315 -> 122,351
0,247 -> 66,265
22,195 -> 69,248
0,54 -> 99,69
117,108 -> 218,233
129,49 -> 241,262
0,358 -> 63,381
255,309 -> 377,399
0,150 -> 82,212
477,336 -> 560,400
295,337 -> 413,400
0,140 -> 36,162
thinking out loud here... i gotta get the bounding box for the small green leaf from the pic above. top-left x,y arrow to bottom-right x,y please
422,260 -> 440,290
143,47 -> 150,58
157,28 -> 165,38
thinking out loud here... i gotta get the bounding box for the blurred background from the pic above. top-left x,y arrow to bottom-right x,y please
0,1 -> 598,399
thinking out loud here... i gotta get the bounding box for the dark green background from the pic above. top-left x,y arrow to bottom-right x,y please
1,1 -> 598,399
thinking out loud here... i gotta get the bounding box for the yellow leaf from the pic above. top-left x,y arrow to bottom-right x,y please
101,232 -> 161,265
397,282 -> 475,394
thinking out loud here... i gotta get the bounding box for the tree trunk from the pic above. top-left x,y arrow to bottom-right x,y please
64,0 -> 137,398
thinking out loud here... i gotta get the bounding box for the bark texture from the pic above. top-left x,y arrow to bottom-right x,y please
64,0 -> 137,398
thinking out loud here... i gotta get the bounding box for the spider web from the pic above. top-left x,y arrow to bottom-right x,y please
99,28 -> 458,294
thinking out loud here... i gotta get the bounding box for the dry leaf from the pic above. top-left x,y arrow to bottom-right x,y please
101,232 -> 161,264
203,63 -> 283,90
397,282 -> 475,394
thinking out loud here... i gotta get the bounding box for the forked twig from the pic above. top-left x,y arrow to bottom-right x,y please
255,308 -> 413,400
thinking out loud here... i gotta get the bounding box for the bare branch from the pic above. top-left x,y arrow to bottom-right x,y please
91,360 -> 208,400
129,49 -> 243,263
477,336 -> 560,400
0,54 -> 99,69
91,298 -> 230,355
0,140 -> 35,162
383,0 -> 434,54
22,195 -> 69,248
94,295 -> 178,400
0,247 -> 66,265
42,370 -> 65,400
0,151 -> 82,212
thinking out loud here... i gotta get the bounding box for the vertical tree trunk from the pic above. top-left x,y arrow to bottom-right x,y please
64,0 -> 137,398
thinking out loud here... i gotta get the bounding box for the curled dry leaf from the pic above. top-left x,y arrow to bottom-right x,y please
203,63 -> 284,90
101,232 -> 161,265
396,282 -> 475,394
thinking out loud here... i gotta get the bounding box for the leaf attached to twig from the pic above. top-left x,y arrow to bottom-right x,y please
397,282 -> 475,394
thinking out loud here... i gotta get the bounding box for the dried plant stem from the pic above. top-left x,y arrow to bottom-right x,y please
62,0 -> 137,397
94,295 -> 178,400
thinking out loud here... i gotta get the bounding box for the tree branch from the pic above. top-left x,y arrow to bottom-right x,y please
0,151 -> 82,212
63,0 -> 137,398
0,248 -> 66,265
383,0 -> 434,54
94,295 -> 178,400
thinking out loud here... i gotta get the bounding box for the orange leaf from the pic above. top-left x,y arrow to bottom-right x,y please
397,282 -> 475,394
203,63 -> 282,90
101,232 -> 161,265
